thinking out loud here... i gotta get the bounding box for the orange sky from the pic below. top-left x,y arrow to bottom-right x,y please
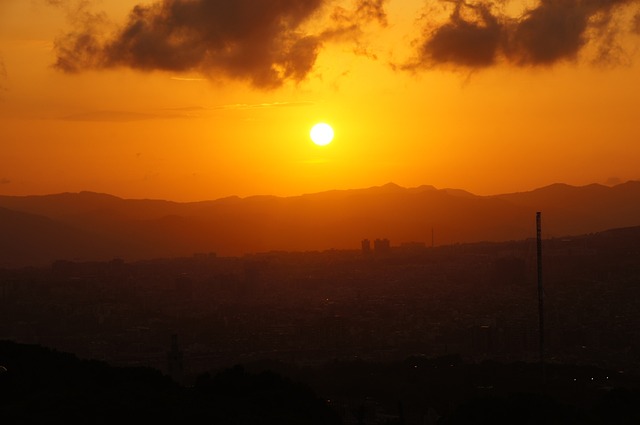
1,0 -> 640,201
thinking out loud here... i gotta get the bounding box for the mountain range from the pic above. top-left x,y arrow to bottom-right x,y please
1,181 -> 640,267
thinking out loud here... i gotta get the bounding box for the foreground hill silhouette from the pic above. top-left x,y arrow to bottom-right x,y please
0,340 -> 338,424
1,181 -> 640,266
2,341 -> 640,424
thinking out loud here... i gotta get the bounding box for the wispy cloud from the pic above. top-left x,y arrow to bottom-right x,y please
0,178 -> 10,185
58,109 -> 196,122
55,101 -> 315,121
161,105 -> 209,112
214,101 -> 315,110
59,110 -> 157,122
169,76 -> 207,82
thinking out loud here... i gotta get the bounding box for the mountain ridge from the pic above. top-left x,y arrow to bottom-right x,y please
1,181 -> 639,267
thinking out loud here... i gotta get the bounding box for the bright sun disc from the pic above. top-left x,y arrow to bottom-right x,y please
310,123 -> 334,146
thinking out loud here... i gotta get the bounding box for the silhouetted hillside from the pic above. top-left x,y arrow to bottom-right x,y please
495,181 -> 640,237
0,206 -> 128,267
1,181 -> 640,266
236,356 -> 640,425
0,341 -> 338,424
3,340 -> 640,424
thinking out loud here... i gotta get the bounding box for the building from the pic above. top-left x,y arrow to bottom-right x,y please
361,239 -> 371,255
374,238 -> 390,254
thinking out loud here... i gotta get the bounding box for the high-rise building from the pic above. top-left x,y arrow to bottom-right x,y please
361,239 -> 371,255
374,238 -> 390,254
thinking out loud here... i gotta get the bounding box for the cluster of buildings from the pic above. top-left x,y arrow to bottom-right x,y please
1,228 -> 640,382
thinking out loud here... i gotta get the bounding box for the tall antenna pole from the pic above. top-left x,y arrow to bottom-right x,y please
536,212 -> 545,366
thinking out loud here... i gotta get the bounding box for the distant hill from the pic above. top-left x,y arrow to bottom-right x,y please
0,206 -> 128,267
1,181 -> 639,267
495,181 -> 640,237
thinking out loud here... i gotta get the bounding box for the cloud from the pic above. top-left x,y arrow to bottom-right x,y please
420,2 -> 502,67
633,10 -> 640,32
330,0 -> 388,29
319,0 -> 388,60
169,76 -> 207,81
59,110 -> 162,122
356,0 -> 388,26
409,0 -> 640,70
58,107 -> 210,121
0,178 -> 10,185
51,0 -> 388,88
213,100 -> 315,110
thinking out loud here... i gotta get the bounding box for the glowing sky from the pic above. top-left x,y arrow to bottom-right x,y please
2,0 -> 640,201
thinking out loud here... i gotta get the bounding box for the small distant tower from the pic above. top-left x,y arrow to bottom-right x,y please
361,239 -> 371,255
167,334 -> 184,382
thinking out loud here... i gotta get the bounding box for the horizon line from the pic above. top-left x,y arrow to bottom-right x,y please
1,180 -> 639,204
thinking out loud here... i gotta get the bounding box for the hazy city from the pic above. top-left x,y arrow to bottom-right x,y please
3,206 -> 640,423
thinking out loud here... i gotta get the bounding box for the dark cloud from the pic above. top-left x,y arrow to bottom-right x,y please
633,10 -> 640,32
49,0 -> 111,71
53,0 -> 326,87
510,1 -> 592,64
320,0 -> 388,60
52,0 -> 388,88
354,0 -> 388,26
411,0 -> 640,70
421,2 -> 502,67
327,0 -> 387,37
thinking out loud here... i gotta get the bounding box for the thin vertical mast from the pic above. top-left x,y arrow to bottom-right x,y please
536,212 -> 544,366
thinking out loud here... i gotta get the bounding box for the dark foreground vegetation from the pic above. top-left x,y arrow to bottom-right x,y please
2,340 -> 640,424
0,340 -> 338,424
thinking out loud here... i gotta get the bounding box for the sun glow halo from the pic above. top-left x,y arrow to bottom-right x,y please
310,123 -> 334,146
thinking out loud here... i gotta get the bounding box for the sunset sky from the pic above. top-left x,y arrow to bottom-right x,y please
2,0 -> 640,202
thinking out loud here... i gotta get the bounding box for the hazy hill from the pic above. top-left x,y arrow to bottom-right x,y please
1,181 -> 639,266
0,206 -> 130,267
494,181 -> 640,237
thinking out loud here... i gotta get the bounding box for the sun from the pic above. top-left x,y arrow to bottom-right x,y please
310,123 -> 334,146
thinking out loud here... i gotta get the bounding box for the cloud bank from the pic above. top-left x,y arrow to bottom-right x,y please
50,0 -> 640,85
52,0 -> 387,88
411,0 -> 640,69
